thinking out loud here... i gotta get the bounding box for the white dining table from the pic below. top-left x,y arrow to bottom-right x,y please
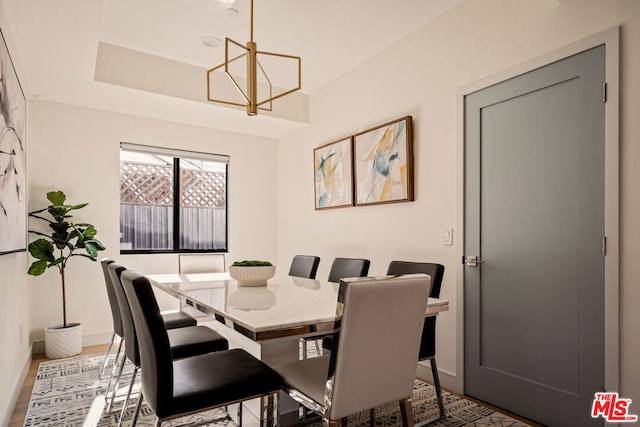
146,272 -> 449,343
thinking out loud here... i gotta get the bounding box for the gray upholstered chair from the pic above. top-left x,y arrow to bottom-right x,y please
106,263 -> 228,426
288,255 -> 321,279
121,270 -> 281,427
327,257 -> 370,283
275,274 -> 431,427
387,261 -> 446,420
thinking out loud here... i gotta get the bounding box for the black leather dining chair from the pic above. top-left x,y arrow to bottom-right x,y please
275,274 -> 431,427
387,260 -> 446,420
100,259 -> 201,397
121,270 -> 281,427
327,257 -> 370,283
314,257 -> 371,358
100,258 -> 124,379
288,255 -> 321,279
301,257 -> 370,359
106,263 -> 229,427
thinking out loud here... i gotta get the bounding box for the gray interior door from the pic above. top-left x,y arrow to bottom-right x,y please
464,45 -> 605,427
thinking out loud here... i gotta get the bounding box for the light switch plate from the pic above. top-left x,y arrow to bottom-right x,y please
443,228 -> 453,246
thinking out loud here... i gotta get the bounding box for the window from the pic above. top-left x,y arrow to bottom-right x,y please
119,143 -> 228,253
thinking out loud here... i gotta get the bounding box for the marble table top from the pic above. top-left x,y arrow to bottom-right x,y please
147,272 -> 449,342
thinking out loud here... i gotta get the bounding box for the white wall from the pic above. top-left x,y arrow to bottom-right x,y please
0,4 -> 32,424
28,101 -> 279,345
276,0 -> 640,401
0,253 -> 32,426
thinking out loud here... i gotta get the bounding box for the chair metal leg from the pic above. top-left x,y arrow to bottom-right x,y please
105,340 -> 124,395
131,391 -> 143,427
430,357 -> 445,417
99,332 -> 116,379
260,393 -> 278,427
107,353 -> 127,412
237,400 -> 243,427
399,398 -> 415,427
117,366 -> 139,427
273,392 -> 279,427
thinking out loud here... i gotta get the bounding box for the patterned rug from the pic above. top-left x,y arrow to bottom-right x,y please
24,353 -> 531,426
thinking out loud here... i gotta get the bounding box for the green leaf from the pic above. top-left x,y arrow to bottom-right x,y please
28,260 -> 48,276
28,239 -> 55,261
85,242 -> 98,258
82,225 -> 97,239
91,239 -> 106,251
49,221 -> 71,234
47,191 -> 66,206
231,260 -> 273,266
68,203 -> 89,211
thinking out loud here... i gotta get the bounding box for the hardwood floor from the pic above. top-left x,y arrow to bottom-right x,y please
10,344 -> 544,427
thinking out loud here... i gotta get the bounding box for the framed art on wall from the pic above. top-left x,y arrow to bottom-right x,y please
0,27 -> 27,255
353,116 -> 414,206
313,137 -> 353,210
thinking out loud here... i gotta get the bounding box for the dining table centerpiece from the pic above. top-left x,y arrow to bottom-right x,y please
229,260 -> 275,287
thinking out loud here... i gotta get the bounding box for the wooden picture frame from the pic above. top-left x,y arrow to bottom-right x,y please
0,27 -> 27,255
313,137 -> 354,210
353,116 -> 414,206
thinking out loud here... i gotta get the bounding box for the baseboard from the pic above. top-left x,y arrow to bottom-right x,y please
32,332 -> 113,355
1,345 -> 32,427
416,360 -> 459,393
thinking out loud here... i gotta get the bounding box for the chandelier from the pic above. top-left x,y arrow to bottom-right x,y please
206,0 -> 302,116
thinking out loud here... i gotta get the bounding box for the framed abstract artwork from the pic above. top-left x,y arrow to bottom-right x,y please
313,137 -> 353,210
0,27 -> 27,255
353,116 -> 414,206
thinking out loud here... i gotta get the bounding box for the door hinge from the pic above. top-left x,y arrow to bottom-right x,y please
602,82 -> 607,103
602,236 -> 607,256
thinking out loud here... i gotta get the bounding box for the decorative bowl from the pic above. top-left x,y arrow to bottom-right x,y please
229,265 -> 276,287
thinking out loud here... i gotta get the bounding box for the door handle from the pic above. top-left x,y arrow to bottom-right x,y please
464,255 -> 484,267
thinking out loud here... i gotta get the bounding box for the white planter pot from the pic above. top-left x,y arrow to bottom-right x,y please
44,323 -> 82,359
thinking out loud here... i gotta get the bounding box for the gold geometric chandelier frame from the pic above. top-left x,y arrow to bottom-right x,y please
206,0 -> 302,116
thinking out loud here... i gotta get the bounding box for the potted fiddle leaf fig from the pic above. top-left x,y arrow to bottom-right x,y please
27,190 -> 106,358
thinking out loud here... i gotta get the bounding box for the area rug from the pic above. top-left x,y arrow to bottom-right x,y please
24,353 -> 531,426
